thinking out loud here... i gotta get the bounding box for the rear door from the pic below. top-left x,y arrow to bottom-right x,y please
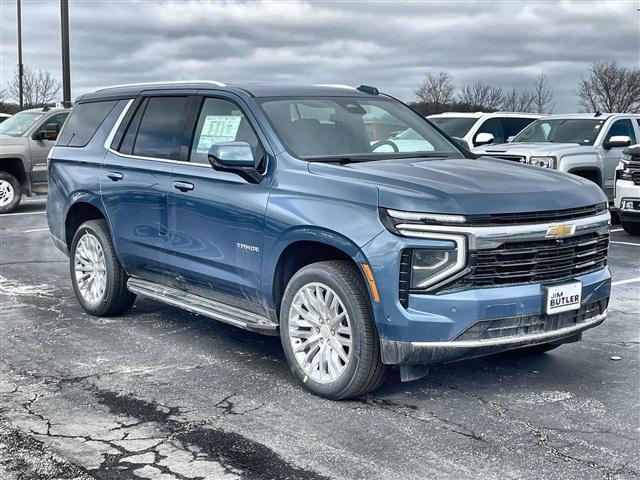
167,93 -> 272,312
101,92 -> 193,285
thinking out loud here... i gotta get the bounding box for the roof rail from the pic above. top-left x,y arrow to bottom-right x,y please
95,80 -> 227,92
314,84 -> 356,90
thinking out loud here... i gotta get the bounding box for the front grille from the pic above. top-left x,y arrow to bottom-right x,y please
486,154 -> 525,163
447,231 -> 609,290
454,299 -> 608,341
466,203 -> 607,226
399,250 -> 412,307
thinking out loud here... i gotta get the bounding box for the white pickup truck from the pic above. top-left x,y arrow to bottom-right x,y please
475,113 -> 640,202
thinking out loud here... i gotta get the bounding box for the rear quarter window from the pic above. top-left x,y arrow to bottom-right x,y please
57,100 -> 118,147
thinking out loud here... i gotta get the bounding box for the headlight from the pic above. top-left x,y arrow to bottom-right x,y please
409,248 -> 465,289
528,156 -> 556,169
620,160 -> 634,180
380,208 -> 467,235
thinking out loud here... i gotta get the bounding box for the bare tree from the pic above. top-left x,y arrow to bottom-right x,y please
532,73 -> 554,113
8,67 -> 62,109
458,81 -> 503,111
578,61 -> 640,113
502,88 -> 534,112
414,71 -> 456,112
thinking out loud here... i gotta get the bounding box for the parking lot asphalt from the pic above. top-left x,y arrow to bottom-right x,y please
0,198 -> 638,480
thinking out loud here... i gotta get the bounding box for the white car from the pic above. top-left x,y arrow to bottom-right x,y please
428,112 -> 540,149
0,113 -> 11,124
615,145 -> 640,235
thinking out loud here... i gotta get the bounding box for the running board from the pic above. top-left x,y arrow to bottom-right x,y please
127,278 -> 277,334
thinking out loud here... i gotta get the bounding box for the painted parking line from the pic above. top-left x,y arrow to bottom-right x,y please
610,240 -> 640,247
0,211 -> 46,217
612,276 -> 640,286
22,228 -> 50,233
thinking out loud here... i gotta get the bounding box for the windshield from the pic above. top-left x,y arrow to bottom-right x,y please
258,96 -> 460,160
0,111 -> 44,136
429,117 -> 477,138
512,119 -> 605,145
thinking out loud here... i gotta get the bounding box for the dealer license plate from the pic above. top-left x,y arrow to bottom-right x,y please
544,281 -> 582,315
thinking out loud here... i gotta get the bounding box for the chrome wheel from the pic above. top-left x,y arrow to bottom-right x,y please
288,282 -> 353,384
0,179 -> 14,207
74,232 -> 107,305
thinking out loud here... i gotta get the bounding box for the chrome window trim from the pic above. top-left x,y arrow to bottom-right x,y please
396,212 -> 610,250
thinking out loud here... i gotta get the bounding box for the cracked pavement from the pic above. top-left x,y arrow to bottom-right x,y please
1,199 -> 639,479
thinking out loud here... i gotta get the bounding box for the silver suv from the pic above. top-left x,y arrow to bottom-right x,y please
475,113 -> 640,201
0,107 -> 69,213
428,112 -> 540,149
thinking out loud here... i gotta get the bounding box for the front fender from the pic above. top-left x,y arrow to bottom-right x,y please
558,152 -> 603,178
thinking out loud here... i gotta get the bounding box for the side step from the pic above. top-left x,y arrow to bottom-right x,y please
127,277 -> 277,335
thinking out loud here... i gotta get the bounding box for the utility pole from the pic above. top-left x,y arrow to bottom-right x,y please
17,0 -> 24,109
60,0 -> 71,107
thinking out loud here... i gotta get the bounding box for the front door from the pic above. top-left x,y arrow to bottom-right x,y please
602,118 -> 637,197
167,95 -> 271,313
28,111 -> 69,187
101,94 -> 191,285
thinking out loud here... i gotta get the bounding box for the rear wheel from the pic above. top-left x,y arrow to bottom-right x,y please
69,219 -> 135,316
280,261 -> 387,399
0,172 -> 22,214
621,221 -> 640,236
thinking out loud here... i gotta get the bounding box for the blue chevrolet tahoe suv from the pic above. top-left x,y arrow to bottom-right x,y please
47,82 -> 611,399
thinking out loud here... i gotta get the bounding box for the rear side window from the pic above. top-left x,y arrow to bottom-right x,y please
57,101 -> 117,147
130,97 -> 189,160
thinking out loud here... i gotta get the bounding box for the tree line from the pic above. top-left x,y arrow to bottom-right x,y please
0,66 -> 62,114
409,61 -> 640,116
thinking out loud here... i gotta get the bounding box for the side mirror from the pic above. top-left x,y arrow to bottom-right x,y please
603,135 -> 632,150
208,141 -> 262,183
474,132 -> 494,147
34,123 -> 60,141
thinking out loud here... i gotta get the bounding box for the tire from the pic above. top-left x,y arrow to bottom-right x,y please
280,260 -> 387,400
69,219 -> 136,316
622,221 -> 640,236
510,343 -> 561,355
0,172 -> 22,214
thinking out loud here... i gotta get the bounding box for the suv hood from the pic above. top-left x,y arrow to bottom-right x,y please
478,142 -> 586,157
0,134 -> 27,146
308,156 -> 606,215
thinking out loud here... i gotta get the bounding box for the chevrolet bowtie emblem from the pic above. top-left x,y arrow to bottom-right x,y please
546,224 -> 576,239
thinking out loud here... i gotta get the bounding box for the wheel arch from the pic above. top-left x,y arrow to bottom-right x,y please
265,228 -> 375,319
568,167 -> 603,186
0,158 -> 27,189
64,199 -> 109,251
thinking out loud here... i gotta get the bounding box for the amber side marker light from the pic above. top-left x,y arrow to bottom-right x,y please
361,264 -> 380,302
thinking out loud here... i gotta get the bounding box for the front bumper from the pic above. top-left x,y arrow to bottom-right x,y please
380,310 -> 605,365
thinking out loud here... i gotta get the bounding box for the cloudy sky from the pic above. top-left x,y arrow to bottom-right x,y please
0,0 -> 638,112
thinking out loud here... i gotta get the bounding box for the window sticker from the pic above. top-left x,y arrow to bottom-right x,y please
196,115 -> 242,153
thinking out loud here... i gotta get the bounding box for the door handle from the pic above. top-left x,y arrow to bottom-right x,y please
173,181 -> 194,192
106,172 -> 124,181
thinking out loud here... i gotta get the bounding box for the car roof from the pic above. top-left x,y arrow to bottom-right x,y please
428,112 -> 541,119
77,81 -> 381,103
18,107 -> 69,114
0,113 -> 11,117
537,113 -> 640,120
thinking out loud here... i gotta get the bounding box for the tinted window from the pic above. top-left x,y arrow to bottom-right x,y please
606,119 -> 637,144
190,98 -> 261,165
476,118 -> 505,144
429,117 -> 477,138
501,117 -> 536,139
57,101 -> 117,147
132,97 -> 189,160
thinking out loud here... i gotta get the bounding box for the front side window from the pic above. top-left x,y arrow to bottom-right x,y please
476,118 -> 505,144
259,96 -> 459,160
501,117 -> 536,139
429,117 -> 477,138
132,97 -> 189,159
189,98 -> 261,165
0,111 -> 44,136
513,119 -> 605,145
605,119 -> 637,145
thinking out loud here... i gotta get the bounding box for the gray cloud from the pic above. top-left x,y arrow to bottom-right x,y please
1,0 -> 638,112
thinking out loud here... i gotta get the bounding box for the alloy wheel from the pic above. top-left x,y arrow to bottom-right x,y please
0,179 -> 14,207
74,232 -> 107,305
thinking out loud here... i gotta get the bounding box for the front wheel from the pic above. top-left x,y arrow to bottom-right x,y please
280,261 -> 387,400
621,221 -> 640,236
69,219 -> 136,316
0,172 -> 22,214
